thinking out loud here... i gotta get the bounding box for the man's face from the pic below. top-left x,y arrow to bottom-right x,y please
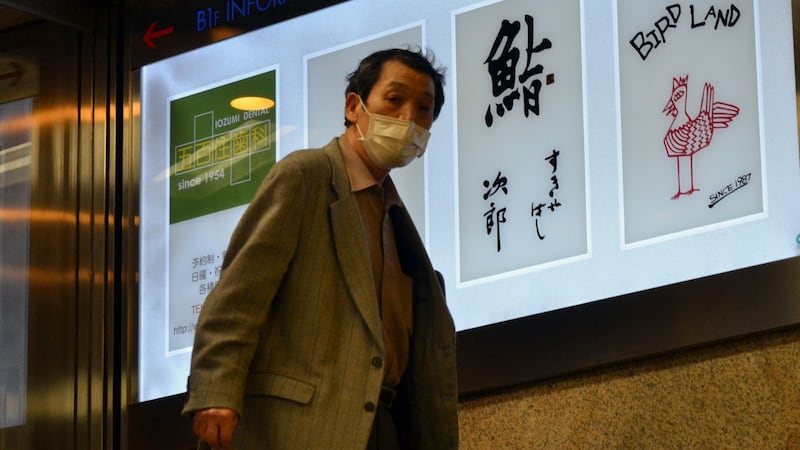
353,59 -> 436,132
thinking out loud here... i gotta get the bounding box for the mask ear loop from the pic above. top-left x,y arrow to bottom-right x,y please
354,96 -> 371,141
357,96 -> 371,114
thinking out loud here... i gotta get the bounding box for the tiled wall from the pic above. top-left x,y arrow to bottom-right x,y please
459,326 -> 800,449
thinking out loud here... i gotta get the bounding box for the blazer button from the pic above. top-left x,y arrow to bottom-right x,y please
371,356 -> 383,368
364,401 -> 376,412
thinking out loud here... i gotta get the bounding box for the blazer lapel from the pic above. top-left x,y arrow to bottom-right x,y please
325,141 -> 384,346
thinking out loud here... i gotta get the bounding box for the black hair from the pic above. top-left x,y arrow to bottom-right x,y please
344,47 -> 446,127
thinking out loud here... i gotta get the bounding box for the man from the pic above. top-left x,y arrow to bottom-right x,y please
182,48 -> 459,449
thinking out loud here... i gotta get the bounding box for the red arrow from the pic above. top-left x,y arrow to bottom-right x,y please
143,22 -> 174,49
0,62 -> 23,86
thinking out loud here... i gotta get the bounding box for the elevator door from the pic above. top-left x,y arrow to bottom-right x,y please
0,11 -> 117,450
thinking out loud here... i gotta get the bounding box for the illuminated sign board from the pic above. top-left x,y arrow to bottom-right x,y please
137,0 -> 800,401
129,0 -> 351,67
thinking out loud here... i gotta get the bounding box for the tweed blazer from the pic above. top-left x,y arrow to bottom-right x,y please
182,138 -> 459,449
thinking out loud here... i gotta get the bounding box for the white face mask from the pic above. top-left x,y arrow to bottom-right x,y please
355,97 -> 431,169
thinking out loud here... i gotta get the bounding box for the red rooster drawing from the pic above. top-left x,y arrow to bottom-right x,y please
662,75 -> 740,199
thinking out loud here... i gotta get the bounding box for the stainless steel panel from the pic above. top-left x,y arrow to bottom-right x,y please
0,4 -> 120,447
0,24 -> 79,449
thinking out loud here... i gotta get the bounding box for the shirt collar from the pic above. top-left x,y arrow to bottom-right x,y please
338,136 -> 402,208
339,135 -> 382,191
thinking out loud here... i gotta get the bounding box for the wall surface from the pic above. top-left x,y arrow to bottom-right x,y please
458,325 -> 800,449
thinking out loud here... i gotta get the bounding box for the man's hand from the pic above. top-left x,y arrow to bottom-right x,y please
192,407 -> 239,450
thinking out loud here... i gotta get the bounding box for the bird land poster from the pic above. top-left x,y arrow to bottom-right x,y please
617,0 -> 763,245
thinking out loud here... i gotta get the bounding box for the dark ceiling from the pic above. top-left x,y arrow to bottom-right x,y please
0,5 -> 38,32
